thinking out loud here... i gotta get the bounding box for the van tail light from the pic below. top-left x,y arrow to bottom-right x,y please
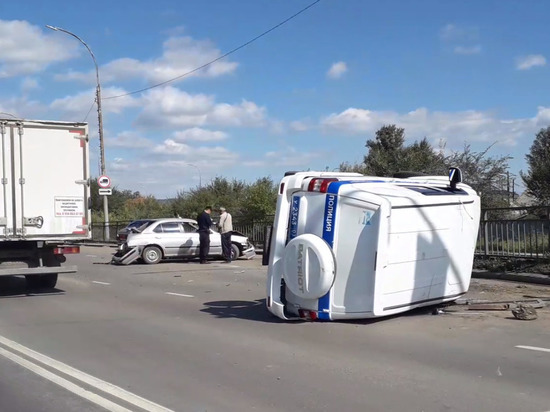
54,246 -> 80,255
298,309 -> 319,321
279,182 -> 285,194
308,178 -> 337,193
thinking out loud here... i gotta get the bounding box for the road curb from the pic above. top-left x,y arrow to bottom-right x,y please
472,269 -> 550,286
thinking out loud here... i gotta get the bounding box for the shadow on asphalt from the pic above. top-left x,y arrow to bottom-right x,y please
344,304 -> 451,325
201,300 -> 444,324
0,276 -> 65,298
201,299 -> 285,323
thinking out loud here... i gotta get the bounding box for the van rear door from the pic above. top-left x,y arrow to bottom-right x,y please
282,179 -> 382,318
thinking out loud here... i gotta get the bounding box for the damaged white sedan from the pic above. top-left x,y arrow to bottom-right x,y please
112,218 -> 255,265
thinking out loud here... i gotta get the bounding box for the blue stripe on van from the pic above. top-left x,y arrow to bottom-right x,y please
318,190 -> 339,320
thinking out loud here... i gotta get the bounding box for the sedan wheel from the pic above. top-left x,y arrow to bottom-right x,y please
142,246 -> 162,264
230,244 -> 240,261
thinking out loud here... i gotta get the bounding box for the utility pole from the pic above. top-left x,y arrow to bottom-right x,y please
46,25 -> 110,240
507,171 -> 510,206
186,163 -> 202,189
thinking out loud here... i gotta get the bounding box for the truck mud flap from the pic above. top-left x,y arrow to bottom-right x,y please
111,247 -> 141,265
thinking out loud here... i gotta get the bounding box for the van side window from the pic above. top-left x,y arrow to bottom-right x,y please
406,186 -> 468,196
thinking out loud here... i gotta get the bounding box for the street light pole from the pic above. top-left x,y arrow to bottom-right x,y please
186,163 -> 202,189
46,25 -> 110,240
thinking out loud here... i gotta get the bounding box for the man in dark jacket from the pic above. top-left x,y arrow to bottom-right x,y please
197,206 -> 212,264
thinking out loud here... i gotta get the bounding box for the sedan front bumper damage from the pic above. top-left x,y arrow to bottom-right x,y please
111,246 -> 141,265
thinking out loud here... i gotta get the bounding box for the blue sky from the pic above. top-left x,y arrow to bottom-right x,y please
1,0 -> 548,197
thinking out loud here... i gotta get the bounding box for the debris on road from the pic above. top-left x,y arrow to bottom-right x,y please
512,304 -> 538,320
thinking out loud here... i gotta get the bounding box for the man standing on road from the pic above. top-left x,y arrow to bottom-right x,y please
218,207 -> 233,263
197,206 -> 212,264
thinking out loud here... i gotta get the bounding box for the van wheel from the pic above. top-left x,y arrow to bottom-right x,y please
231,244 -> 240,260
142,246 -> 162,264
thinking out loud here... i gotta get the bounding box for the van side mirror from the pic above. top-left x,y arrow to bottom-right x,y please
449,167 -> 462,190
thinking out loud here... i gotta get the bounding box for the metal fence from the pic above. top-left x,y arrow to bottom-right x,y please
91,220 -> 132,243
91,207 -> 550,260
476,207 -> 550,259
91,217 -> 274,248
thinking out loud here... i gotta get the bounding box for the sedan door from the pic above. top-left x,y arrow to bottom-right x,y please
152,222 -> 188,258
208,230 -> 222,256
180,222 -> 200,257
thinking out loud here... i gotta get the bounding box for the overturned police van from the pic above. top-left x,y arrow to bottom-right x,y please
265,168 -> 480,321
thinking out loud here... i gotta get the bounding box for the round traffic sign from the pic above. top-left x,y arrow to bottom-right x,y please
98,175 -> 111,188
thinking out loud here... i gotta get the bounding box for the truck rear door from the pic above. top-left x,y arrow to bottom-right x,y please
0,120 -> 90,240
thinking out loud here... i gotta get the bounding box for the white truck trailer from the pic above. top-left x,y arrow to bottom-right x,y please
266,169 -> 481,321
0,119 -> 91,288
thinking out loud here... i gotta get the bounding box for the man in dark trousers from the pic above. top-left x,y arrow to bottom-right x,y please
217,207 -> 233,263
197,206 -> 212,264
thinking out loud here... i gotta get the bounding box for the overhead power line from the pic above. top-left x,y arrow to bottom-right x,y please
103,0 -> 321,100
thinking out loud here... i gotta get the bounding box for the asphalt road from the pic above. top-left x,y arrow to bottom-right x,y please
0,246 -> 549,412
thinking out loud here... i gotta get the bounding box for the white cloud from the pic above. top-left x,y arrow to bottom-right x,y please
153,139 -> 238,161
106,131 -> 153,148
0,20 -> 79,77
440,24 -> 481,56
516,55 -> 546,70
56,35 -> 238,85
135,87 -> 266,129
290,120 -> 313,132
50,86 -> 140,116
440,23 -> 478,42
208,100 -> 266,127
534,106 -> 550,126
153,139 -> 192,155
173,127 -> 228,142
21,77 -> 39,93
327,61 -> 348,79
321,106 -> 550,148
243,145 -> 323,168
454,45 -> 481,55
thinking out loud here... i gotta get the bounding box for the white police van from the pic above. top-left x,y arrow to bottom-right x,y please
266,169 -> 480,321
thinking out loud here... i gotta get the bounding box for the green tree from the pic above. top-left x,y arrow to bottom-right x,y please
521,127 -> 550,205
241,177 -> 278,222
339,125 -> 512,209
340,124 -> 445,176
117,196 -> 171,221
90,177 -> 141,222
446,144 -> 511,209
170,177 -> 247,220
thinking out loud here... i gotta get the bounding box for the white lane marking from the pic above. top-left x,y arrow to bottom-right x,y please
92,281 -> 111,285
0,335 -> 174,412
515,345 -> 550,353
165,292 -> 194,298
86,255 -> 97,258
0,346 -> 131,412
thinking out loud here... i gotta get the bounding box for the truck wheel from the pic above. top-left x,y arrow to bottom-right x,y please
40,274 -> 58,288
231,244 -> 240,260
142,246 -> 162,264
25,274 -> 58,289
